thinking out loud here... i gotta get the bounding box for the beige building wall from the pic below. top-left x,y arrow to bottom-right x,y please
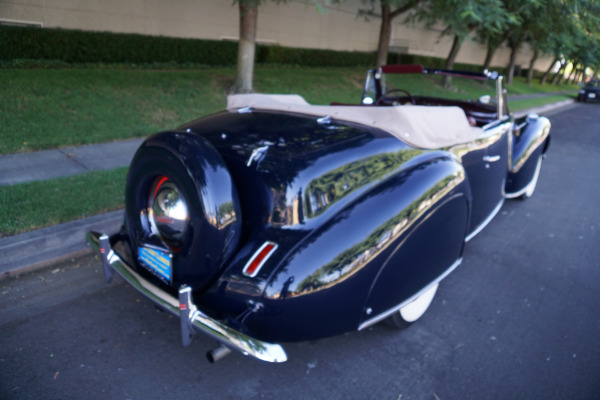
0,0 -> 552,71
390,19 -> 546,70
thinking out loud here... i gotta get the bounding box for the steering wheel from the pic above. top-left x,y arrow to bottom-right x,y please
376,89 -> 415,105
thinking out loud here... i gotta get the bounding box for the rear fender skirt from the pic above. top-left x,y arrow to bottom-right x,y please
359,257 -> 463,330
250,155 -> 469,342
361,192 -> 469,326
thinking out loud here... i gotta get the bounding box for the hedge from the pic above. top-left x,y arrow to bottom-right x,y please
0,25 -> 376,67
0,25 -> 238,65
0,25 -> 488,71
258,45 -> 374,67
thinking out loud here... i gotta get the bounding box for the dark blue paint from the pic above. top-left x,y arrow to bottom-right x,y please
115,96 -> 550,344
506,116 -> 551,194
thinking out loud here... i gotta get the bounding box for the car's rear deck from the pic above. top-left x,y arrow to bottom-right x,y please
227,94 -> 484,149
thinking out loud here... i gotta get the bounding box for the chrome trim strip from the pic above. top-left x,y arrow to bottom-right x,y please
483,155 -> 501,163
465,198 -> 504,242
87,231 -> 287,363
497,76 -> 504,119
358,258 -> 463,331
317,115 -> 332,124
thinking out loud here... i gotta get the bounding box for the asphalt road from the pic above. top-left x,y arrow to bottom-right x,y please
1,103 -> 599,400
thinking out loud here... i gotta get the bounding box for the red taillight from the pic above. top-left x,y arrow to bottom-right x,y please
243,242 -> 278,277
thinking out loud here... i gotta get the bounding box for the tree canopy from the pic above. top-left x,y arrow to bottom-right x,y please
232,0 -> 600,92
369,0 -> 599,83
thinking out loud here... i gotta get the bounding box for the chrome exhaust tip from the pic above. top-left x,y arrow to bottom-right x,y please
206,344 -> 232,363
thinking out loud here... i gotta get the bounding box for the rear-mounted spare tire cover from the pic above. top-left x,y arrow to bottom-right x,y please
125,131 -> 242,290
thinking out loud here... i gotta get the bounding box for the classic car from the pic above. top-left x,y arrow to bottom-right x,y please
578,79 -> 600,102
87,64 -> 551,363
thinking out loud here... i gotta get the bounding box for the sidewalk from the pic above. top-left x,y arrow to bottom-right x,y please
0,138 -> 144,186
0,99 -> 577,279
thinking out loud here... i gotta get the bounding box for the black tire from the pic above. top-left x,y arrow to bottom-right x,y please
125,131 -> 242,290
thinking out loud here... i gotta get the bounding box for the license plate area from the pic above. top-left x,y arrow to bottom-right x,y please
138,245 -> 172,283
588,93 -> 596,99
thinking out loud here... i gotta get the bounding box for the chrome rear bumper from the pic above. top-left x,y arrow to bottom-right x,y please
87,231 -> 287,363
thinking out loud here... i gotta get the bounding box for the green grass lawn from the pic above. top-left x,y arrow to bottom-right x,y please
0,66 -> 367,154
0,168 -> 127,237
1,68 -> 230,154
0,65 -> 578,236
509,94 -> 575,111
1,65 -> 577,154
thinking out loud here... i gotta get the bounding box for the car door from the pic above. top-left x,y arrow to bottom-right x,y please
463,117 -> 512,240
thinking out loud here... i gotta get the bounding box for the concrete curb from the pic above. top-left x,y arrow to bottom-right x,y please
0,210 -> 123,280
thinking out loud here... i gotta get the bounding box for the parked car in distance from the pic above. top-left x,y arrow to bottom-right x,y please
578,80 -> 600,102
88,65 -> 551,363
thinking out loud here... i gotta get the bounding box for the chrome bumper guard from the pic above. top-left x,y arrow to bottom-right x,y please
87,231 -> 287,363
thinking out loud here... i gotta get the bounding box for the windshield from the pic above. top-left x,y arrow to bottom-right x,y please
360,66 -> 506,126
585,80 -> 600,87
382,72 -> 498,105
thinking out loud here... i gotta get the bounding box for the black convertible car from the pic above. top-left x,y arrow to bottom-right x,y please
578,80 -> 600,102
88,65 -> 550,363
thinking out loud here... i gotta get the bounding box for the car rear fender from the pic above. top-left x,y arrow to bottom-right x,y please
248,153 -> 470,342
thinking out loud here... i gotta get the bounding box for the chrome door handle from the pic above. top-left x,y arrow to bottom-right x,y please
483,155 -> 501,163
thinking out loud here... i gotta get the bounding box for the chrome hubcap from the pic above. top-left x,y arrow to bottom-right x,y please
149,177 -> 188,246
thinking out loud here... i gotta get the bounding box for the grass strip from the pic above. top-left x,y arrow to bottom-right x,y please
0,66 -> 365,154
509,94 -> 576,111
0,167 -> 127,237
1,66 -> 578,154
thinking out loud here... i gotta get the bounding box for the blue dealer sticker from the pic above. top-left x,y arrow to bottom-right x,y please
138,246 -> 172,282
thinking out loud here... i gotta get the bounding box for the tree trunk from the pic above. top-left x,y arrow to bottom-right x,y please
506,46 -> 519,85
231,2 -> 258,94
540,57 -> 559,85
551,60 -> 565,85
575,67 -> 584,83
526,49 -> 539,85
443,35 -> 462,87
482,31 -> 509,71
571,67 -> 582,84
580,67 -> 589,83
376,4 -> 392,67
566,66 -> 577,83
482,42 -> 497,71
375,1 -> 419,67
506,34 -> 523,86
